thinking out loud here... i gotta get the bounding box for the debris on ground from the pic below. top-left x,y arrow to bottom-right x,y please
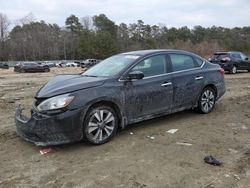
176,142 -> 192,146
233,174 -> 240,181
166,129 -> 178,134
203,178 -> 218,188
204,155 -> 223,166
147,135 -> 155,140
130,132 -> 134,135
40,148 -> 52,155
228,148 -> 238,154
224,174 -> 230,178
241,125 -> 248,130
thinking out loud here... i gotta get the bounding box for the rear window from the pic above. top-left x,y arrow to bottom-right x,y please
211,54 -> 229,60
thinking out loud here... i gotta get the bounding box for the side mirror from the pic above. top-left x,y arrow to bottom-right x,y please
245,57 -> 249,60
127,71 -> 144,80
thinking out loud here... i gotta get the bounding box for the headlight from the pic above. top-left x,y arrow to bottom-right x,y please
37,94 -> 75,112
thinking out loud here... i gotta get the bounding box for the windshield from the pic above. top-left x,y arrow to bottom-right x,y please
82,54 -> 140,77
240,53 -> 246,60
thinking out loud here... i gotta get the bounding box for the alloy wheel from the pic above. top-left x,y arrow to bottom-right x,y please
200,89 -> 215,113
87,109 -> 115,143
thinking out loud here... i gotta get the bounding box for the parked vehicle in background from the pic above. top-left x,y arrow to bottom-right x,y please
80,59 -> 101,68
43,62 -> 55,68
74,61 -> 81,67
55,61 -> 67,68
209,51 -> 250,74
15,49 -> 225,146
0,62 -> 9,69
14,62 -> 50,73
66,62 -> 78,67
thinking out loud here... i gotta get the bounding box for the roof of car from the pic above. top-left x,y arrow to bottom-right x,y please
121,49 -> 194,56
214,51 -> 241,55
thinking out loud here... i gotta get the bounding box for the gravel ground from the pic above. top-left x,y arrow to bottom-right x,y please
0,68 -> 250,188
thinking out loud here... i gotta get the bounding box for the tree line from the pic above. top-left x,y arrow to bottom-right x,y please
0,13 -> 250,61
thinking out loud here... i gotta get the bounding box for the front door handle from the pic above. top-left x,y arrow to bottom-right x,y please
195,76 -> 203,80
161,82 -> 172,87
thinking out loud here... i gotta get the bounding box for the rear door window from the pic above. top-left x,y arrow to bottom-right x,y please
169,54 -> 198,72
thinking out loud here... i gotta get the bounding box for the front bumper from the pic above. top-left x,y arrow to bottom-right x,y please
15,106 -> 85,146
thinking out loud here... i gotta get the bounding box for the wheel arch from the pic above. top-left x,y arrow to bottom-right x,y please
202,84 -> 218,98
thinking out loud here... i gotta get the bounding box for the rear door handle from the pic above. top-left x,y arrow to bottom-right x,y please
161,82 -> 172,87
195,76 -> 203,80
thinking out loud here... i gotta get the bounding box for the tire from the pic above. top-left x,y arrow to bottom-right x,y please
20,69 -> 25,73
230,65 -> 237,74
83,105 -> 118,145
44,68 -> 50,72
197,87 -> 216,114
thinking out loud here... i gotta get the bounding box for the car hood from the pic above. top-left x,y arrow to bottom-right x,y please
36,74 -> 106,98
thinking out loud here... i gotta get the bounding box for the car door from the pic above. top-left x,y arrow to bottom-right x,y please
231,53 -> 245,70
26,63 -> 32,72
32,63 -> 39,72
168,53 -> 204,111
123,54 -> 173,121
239,53 -> 250,70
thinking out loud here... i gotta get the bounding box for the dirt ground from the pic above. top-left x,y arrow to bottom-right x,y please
0,67 -> 250,188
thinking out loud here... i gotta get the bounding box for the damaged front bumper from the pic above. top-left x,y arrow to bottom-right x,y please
15,106 -> 85,146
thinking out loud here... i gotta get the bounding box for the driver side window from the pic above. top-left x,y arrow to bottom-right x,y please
131,55 -> 166,77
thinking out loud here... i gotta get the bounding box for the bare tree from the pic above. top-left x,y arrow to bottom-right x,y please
81,16 -> 93,31
15,13 -> 36,26
0,13 -> 10,41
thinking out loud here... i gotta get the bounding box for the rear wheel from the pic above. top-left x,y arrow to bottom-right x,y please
44,68 -> 50,72
20,69 -> 25,73
83,105 -> 118,145
230,65 -> 237,74
197,87 -> 216,114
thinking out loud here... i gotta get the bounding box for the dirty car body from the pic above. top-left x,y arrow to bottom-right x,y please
15,49 -> 226,146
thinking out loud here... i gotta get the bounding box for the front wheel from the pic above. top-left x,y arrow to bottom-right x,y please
83,105 -> 118,145
197,87 -> 216,114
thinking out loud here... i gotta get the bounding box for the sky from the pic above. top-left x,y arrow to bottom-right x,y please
0,0 -> 250,28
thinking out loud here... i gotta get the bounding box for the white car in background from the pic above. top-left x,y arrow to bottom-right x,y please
66,62 -> 78,67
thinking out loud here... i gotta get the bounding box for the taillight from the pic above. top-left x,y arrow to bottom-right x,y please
219,68 -> 225,76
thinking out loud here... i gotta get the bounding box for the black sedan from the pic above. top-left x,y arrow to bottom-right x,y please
14,62 -> 50,73
0,62 -> 9,69
15,49 -> 226,146
209,51 -> 250,74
